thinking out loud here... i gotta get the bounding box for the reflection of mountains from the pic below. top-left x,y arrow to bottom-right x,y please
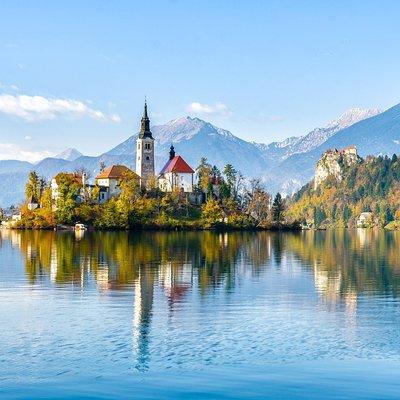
285,229 -> 400,299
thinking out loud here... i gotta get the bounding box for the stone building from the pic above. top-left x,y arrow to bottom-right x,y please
95,165 -> 140,203
136,102 -> 155,186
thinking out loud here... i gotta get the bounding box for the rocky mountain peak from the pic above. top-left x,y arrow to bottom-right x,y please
325,107 -> 381,130
54,148 -> 83,161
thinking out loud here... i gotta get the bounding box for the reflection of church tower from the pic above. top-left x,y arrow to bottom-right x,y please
132,265 -> 154,371
136,101 -> 155,185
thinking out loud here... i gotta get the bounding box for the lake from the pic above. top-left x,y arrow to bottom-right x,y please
1,229 -> 400,399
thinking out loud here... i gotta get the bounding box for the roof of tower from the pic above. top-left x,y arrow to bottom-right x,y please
139,101 -> 153,139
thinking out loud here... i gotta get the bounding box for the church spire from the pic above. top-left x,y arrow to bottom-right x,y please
169,144 -> 175,160
139,100 -> 153,139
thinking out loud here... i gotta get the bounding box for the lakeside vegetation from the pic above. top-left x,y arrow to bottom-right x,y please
287,154 -> 400,229
9,159 -> 298,231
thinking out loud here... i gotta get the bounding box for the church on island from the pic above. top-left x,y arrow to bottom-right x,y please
51,102 -> 196,204
135,101 -> 195,191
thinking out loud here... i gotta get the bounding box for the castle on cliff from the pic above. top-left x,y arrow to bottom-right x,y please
314,145 -> 360,189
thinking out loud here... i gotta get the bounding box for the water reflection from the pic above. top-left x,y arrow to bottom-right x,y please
3,228 -> 400,298
2,228 -> 400,370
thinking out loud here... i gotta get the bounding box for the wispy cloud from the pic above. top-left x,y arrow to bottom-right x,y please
0,94 -> 122,123
186,102 -> 231,117
0,143 -> 55,163
0,82 -> 19,91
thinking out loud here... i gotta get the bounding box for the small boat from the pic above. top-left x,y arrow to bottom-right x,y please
74,223 -> 87,231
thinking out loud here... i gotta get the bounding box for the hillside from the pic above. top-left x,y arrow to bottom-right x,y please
288,152 -> 400,228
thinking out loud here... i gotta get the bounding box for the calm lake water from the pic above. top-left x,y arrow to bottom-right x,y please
1,229 -> 400,399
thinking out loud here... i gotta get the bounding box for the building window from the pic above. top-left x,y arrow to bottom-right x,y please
146,156 -> 150,160
138,144 -> 140,150
145,143 -> 151,150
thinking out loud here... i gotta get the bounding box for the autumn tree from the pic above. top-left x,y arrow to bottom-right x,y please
25,171 -> 45,202
201,199 -> 224,228
246,179 -> 271,225
196,157 -> 213,199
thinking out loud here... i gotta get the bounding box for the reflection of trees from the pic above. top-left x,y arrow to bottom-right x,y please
2,229 -> 273,371
285,229 -> 400,299
4,230 -> 273,292
9,228 -> 400,300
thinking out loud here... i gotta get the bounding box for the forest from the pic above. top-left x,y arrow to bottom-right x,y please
288,154 -> 400,228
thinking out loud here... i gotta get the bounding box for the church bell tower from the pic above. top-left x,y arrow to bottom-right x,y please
136,101 -> 155,184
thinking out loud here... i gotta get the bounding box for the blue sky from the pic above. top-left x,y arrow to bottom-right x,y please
1,0 -> 400,161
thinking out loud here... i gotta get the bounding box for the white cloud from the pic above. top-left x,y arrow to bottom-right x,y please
0,94 -> 122,123
24,135 -> 32,140
186,102 -> 231,117
0,143 -> 55,163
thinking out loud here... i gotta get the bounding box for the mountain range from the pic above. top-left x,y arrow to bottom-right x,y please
2,103 -> 400,207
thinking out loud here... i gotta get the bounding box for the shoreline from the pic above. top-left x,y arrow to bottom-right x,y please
4,223 -> 302,232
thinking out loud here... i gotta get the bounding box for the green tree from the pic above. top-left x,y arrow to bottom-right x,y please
55,173 -> 81,224
25,171 -> 45,202
272,193 -> 285,223
223,164 -> 244,205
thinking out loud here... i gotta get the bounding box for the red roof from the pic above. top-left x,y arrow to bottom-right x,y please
96,165 -> 139,180
160,156 -> 194,174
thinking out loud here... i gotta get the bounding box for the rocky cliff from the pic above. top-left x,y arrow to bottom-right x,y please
314,146 -> 361,189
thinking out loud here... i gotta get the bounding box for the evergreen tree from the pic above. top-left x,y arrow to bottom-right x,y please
272,193 -> 285,223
